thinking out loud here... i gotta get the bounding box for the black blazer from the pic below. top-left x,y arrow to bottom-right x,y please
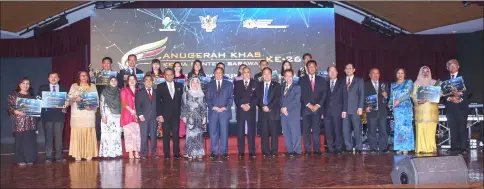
441,73 -> 471,112
155,81 -> 183,121
363,80 -> 389,118
323,79 -> 348,118
300,75 -> 327,116
256,81 -> 281,121
234,79 -> 258,121
135,87 -> 157,121
38,84 -> 67,122
117,68 -> 143,88
254,72 -> 263,83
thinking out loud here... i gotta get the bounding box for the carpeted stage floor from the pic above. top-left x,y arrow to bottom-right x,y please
0,149 -> 483,188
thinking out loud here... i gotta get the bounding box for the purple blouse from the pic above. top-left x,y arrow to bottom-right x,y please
7,91 -> 36,132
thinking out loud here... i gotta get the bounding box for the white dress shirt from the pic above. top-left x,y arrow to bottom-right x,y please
166,81 -> 174,98
50,84 -> 59,92
346,75 -> 354,84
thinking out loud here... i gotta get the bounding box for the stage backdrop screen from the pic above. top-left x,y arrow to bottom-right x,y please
90,8 -> 335,78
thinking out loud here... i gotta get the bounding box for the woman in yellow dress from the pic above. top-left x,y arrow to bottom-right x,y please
411,66 -> 439,154
67,71 -> 99,161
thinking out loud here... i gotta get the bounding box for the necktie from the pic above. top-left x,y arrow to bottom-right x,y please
217,81 -> 221,95
310,76 -> 315,92
347,77 -> 351,88
263,83 -> 269,105
52,85 -> 56,92
330,81 -> 335,92
284,85 -> 289,96
131,68 -> 135,74
244,81 -> 248,89
373,81 -> 378,93
169,83 -> 174,98
147,88 -> 152,101
451,74 -> 455,79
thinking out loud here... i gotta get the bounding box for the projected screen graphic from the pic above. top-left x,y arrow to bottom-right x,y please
90,8 -> 335,78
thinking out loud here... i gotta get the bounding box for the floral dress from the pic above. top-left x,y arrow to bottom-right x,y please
389,80 -> 414,151
181,89 -> 208,157
99,94 -> 123,157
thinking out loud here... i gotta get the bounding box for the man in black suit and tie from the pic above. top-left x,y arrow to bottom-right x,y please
118,54 -> 143,88
300,60 -> 327,156
443,59 -> 471,154
323,66 -> 347,154
38,72 -> 67,163
234,67 -> 258,158
257,67 -> 281,157
155,68 -> 184,160
136,75 -> 159,159
343,63 -> 365,153
254,60 -> 269,83
364,68 -> 389,153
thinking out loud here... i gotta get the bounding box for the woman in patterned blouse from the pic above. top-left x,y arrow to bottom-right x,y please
7,77 -> 38,166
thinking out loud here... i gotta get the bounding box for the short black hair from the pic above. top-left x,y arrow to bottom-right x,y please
303,53 -> 312,59
48,72 -> 60,78
262,67 -> 272,74
327,66 -> 337,72
143,75 -> 153,81
307,60 -> 317,67
259,59 -> 268,64
216,62 -> 225,68
102,57 -> 113,63
214,67 -> 225,74
151,59 -> 161,64
127,54 -> 137,60
164,68 -> 174,74
283,69 -> 294,76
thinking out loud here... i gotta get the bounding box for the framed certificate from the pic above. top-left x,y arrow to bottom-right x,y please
16,98 -> 42,117
318,71 -> 329,80
199,76 -> 211,84
135,73 -> 145,88
441,76 -> 466,97
417,86 -> 441,103
41,92 -> 67,108
95,71 -> 117,85
366,94 -> 378,111
155,77 -> 166,85
176,78 -> 185,85
77,92 -> 99,110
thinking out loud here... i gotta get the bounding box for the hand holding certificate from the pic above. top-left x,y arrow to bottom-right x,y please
366,94 -> 378,111
77,92 -> 99,110
95,71 -> 117,85
41,92 -> 67,108
441,76 -> 466,97
417,86 -> 441,103
16,98 -> 42,117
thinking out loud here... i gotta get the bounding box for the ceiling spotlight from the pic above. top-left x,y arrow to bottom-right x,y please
462,1 -> 472,7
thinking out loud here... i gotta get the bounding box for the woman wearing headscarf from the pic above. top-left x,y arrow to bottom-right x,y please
99,77 -> 123,158
181,77 -> 207,159
411,66 -> 439,154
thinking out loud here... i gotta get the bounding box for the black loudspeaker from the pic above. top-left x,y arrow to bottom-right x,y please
391,155 -> 469,184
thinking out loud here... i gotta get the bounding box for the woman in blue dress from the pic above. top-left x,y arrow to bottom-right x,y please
389,68 -> 414,154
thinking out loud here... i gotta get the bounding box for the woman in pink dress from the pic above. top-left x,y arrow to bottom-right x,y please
120,74 -> 141,159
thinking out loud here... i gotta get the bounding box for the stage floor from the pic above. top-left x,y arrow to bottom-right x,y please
0,150 -> 483,188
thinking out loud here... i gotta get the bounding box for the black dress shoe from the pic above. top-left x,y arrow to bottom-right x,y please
314,151 -> 322,155
263,153 -> 271,157
381,149 -> 389,153
370,150 -> 377,154
56,158 -> 67,162
209,154 -> 217,159
238,153 -> 244,158
249,153 -> 256,158
289,152 -> 295,157
355,150 -> 362,154
174,155 -> 182,160
45,159 -> 53,163
304,151 -> 311,156
293,153 -> 301,157
222,154 -> 230,158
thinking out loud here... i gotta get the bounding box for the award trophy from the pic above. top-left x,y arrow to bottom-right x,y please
380,83 -> 387,104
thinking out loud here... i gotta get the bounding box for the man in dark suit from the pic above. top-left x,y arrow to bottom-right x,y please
342,63 -> 365,153
364,68 -> 389,153
280,69 -> 302,157
443,59 -> 471,154
253,60 -> 269,83
118,54 -> 143,88
300,60 -> 327,155
210,62 -> 229,80
155,68 -> 183,160
234,67 -> 258,158
257,67 -> 281,157
136,75 -> 158,159
207,67 -> 234,159
297,53 -> 312,77
323,66 -> 347,154
38,72 -> 67,163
